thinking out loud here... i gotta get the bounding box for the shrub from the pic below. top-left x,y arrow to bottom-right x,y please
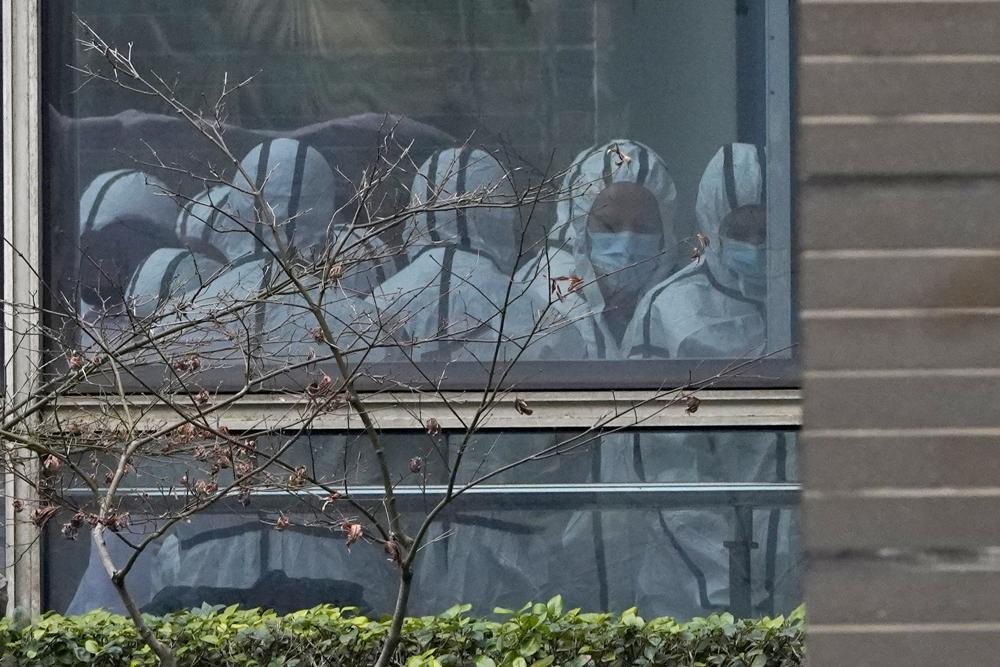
0,598 -> 804,666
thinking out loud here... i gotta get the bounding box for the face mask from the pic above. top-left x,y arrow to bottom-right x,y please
721,238 -> 767,299
589,231 -> 661,300
589,231 -> 660,271
721,239 -> 766,277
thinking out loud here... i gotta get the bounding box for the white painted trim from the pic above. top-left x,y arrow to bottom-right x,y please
2,0 -> 42,617
51,389 -> 802,431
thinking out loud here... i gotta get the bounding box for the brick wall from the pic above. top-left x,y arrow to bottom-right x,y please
798,2 -> 1000,664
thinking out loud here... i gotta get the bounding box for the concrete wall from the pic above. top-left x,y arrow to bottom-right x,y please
798,2 -> 1000,664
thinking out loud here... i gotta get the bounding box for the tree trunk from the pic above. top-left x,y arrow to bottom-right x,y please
93,528 -> 177,667
374,567 -> 413,667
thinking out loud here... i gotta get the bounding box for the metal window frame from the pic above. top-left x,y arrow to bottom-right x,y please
766,0 -> 794,357
3,1 -> 801,617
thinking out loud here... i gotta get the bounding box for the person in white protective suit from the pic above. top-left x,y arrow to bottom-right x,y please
204,138 -> 395,296
368,146 -> 582,363
411,428 -> 594,614
557,144 -> 800,620
77,170 -> 180,313
518,139 -> 681,360
623,142 -> 768,360
363,147 -> 590,611
558,427 -> 801,620
66,434 -> 400,615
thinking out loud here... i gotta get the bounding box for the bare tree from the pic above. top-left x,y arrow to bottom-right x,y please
0,21 -> 772,667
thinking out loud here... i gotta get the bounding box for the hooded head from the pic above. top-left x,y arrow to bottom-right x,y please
556,140 -> 676,258
78,170 -> 179,306
563,141 -> 678,313
175,186 -> 234,264
126,248 -> 224,318
694,143 -> 766,269
583,182 -> 667,306
217,138 -> 337,260
406,147 -> 518,272
718,202 -> 768,301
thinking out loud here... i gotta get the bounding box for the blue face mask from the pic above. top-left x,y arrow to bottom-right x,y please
721,238 -> 767,299
721,239 -> 766,277
588,231 -> 662,299
589,232 -> 660,270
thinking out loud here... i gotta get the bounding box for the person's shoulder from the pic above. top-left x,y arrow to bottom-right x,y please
642,262 -> 713,307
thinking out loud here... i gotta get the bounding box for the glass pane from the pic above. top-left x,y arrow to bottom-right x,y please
46,428 -> 802,620
41,1 -> 795,390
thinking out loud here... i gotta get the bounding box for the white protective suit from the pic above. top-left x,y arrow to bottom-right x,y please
174,185 -> 235,262
558,429 -> 801,620
527,139 -> 680,360
65,437 -> 403,616
149,449 -> 400,615
205,138 -> 393,295
77,169 -> 179,309
414,429 -> 592,614
623,143 -> 768,360
559,145 -> 800,620
368,146 -> 579,362
364,148 -> 590,611
139,258 -> 403,609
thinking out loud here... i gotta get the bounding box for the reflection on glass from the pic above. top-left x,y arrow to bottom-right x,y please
43,1 -> 789,381
47,429 -> 802,620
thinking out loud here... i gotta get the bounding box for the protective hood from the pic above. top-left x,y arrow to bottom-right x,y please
623,264 -> 766,360
176,186 -> 234,250
405,147 -> 518,272
622,144 -> 768,361
217,138 -> 337,260
557,139 -> 676,261
190,185 -> 390,295
126,248 -> 224,318
695,143 -> 766,275
79,169 -> 177,237
78,170 -> 180,307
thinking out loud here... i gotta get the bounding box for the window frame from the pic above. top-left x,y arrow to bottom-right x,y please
4,0 -> 802,616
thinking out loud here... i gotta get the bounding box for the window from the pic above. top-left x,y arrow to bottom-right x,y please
0,0 -> 802,620
46,428 -> 800,620
41,0 -> 794,390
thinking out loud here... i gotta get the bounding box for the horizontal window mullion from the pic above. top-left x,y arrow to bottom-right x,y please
61,482 -> 802,510
48,389 -> 802,430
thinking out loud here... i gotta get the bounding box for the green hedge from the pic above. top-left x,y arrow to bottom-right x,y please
0,598 -> 804,666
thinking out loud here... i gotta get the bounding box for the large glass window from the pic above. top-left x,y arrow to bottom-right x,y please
32,0 -> 800,627
46,428 -> 801,620
41,0 -> 794,390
